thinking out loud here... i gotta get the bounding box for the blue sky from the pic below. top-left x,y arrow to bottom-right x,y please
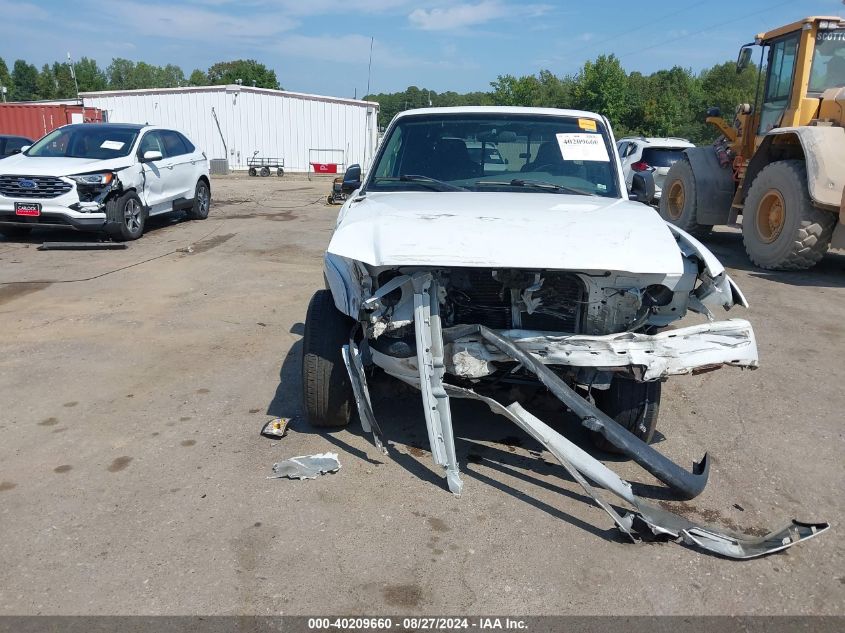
0,0 -> 841,97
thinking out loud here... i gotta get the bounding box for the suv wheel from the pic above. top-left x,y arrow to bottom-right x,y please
186,180 -> 211,220
106,191 -> 145,241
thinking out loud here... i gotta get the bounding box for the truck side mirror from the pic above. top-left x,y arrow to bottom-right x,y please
629,172 -> 655,205
341,164 -> 362,193
737,46 -> 753,73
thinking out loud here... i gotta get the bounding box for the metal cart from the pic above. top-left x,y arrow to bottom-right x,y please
247,151 -> 285,177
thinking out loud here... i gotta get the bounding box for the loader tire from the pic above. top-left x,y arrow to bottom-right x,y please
659,158 -> 713,238
591,378 -> 661,454
302,289 -> 354,428
742,160 -> 835,271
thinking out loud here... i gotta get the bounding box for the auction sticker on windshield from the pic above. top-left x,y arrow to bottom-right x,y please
100,140 -> 125,150
556,132 -> 609,162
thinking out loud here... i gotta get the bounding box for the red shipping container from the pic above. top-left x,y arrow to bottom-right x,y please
310,162 -> 339,174
0,103 -> 104,141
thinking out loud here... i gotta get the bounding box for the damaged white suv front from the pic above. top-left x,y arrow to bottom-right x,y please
0,123 -> 210,241
302,107 -> 827,558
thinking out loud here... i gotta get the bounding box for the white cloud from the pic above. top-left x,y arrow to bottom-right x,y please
187,0 -> 415,15
98,2 -> 298,43
408,1 -> 507,30
408,1 -> 551,31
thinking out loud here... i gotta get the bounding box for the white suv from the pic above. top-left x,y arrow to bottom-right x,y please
0,123 -> 210,241
617,137 -> 694,200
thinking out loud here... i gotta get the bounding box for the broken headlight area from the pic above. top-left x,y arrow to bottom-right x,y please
67,172 -> 119,211
329,269 -> 827,559
68,172 -> 115,187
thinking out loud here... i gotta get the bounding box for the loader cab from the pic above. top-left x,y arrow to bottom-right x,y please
745,17 -> 845,139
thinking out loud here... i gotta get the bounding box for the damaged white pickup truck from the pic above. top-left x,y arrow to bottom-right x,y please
303,107 -> 828,558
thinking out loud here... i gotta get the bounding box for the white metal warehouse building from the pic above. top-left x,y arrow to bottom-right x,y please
80,85 -> 379,174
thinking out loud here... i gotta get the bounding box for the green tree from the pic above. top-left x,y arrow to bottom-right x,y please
158,64 -> 185,88
130,61 -> 158,88
571,54 -> 629,125
0,57 -> 11,100
36,64 -> 57,100
639,67 -> 701,139
490,74 -> 542,106
206,59 -> 279,89
52,62 -> 77,99
700,61 -> 760,122
74,57 -> 107,92
106,58 -> 136,90
188,69 -> 208,86
10,60 -> 39,101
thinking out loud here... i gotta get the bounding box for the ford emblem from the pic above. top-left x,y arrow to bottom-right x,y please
18,178 -> 37,189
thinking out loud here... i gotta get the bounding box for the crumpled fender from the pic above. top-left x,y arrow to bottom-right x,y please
666,223 -> 749,312
324,252 -> 366,318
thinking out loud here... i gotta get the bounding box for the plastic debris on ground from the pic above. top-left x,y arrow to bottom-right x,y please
261,417 -> 291,438
270,452 -> 341,480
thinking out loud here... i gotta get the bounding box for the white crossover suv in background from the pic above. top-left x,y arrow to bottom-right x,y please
617,136 -> 694,201
0,123 -> 210,241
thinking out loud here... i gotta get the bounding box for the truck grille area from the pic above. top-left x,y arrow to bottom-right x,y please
0,175 -> 72,199
446,268 -> 584,333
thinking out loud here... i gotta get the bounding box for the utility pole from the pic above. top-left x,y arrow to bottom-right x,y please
67,52 -> 80,101
366,36 -> 374,97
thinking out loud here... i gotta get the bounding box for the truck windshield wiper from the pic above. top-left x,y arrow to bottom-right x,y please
373,175 -> 469,192
476,179 -> 596,196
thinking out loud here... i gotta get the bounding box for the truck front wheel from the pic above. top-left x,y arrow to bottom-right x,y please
302,290 -> 354,428
591,377 -> 661,454
742,160 -> 835,270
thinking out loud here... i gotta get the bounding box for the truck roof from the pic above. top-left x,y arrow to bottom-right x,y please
393,106 -> 605,122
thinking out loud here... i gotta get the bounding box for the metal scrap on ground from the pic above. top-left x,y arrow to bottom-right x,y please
270,452 -> 341,480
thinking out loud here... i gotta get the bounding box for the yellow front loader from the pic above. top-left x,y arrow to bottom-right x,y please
659,16 -> 845,270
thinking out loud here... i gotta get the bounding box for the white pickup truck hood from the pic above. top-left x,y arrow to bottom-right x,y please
327,191 -> 686,275
0,154 -> 131,176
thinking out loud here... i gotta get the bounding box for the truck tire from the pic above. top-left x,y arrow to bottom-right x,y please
658,158 -> 713,238
105,191 -> 145,241
591,377 -> 661,454
186,180 -> 211,220
302,289 -> 354,428
742,160 -> 836,270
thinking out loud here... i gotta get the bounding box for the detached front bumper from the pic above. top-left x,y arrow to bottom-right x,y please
373,318 -> 759,382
